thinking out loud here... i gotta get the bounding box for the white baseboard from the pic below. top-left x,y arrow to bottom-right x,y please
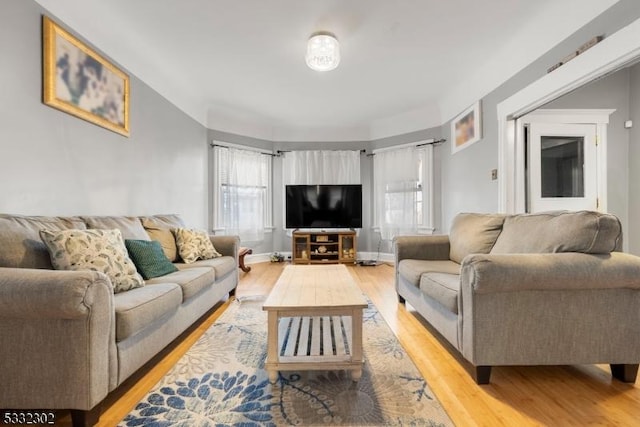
244,252 -> 274,264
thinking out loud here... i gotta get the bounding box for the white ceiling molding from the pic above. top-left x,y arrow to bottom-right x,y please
368,105 -> 442,140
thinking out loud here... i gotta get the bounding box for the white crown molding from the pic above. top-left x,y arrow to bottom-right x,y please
368,105 -> 442,140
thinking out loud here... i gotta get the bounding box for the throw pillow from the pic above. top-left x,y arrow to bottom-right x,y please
140,215 -> 185,262
40,228 -> 144,293
173,228 -> 221,264
125,239 -> 178,280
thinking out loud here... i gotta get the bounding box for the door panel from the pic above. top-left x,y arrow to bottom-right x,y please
529,123 -> 597,212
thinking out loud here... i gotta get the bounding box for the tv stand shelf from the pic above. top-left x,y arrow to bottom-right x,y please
292,230 -> 356,265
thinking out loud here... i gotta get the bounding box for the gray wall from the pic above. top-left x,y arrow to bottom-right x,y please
629,64 -> 640,254
437,0 -> 640,233
0,0 -> 209,227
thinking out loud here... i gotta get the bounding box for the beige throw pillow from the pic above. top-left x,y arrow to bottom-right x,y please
173,228 -> 221,264
140,215 -> 186,262
40,228 -> 144,293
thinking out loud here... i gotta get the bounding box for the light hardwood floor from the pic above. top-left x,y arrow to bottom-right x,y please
57,262 -> 640,426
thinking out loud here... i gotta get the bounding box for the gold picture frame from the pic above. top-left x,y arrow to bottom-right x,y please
451,101 -> 481,154
42,16 -> 130,136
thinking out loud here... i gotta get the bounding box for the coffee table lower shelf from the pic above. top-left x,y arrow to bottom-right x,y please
265,311 -> 363,383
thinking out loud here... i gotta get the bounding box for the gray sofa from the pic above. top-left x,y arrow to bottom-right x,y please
394,211 -> 640,384
0,214 -> 239,426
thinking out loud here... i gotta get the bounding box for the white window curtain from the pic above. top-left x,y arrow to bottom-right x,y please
374,145 -> 433,240
213,146 -> 270,242
283,150 -> 361,184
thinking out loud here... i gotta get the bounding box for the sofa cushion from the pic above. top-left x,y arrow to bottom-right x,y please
82,216 -> 150,240
40,228 -> 144,293
0,214 -> 86,269
176,256 -> 237,280
145,267 -> 215,301
449,213 -> 506,263
420,272 -> 460,314
140,214 -> 185,262
174,228 -> 221,264
113,283 -> 182,342
125,239 -> 178,280
398,259 -> 461,287
490,211 -> 622,254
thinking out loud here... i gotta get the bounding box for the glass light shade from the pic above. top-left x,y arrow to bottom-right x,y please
305,33 -> 340,71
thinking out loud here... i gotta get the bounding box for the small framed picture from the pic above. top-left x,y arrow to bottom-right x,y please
42,16 -> 130,136
451,101 -> 481,154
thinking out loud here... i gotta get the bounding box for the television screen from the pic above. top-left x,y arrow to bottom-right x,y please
285,184 -> 362,229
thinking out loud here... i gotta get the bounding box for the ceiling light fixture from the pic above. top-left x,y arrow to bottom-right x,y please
305,32 -> 340,72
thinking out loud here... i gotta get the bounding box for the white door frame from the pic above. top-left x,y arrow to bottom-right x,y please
497,16 -> 640,213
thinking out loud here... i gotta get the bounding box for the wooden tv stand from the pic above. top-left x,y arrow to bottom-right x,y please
292,230 -> 356,265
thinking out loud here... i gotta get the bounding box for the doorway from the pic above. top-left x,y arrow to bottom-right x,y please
518,109 -> 613,213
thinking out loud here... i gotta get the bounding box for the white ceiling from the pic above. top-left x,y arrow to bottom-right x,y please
35,0 -> 617,141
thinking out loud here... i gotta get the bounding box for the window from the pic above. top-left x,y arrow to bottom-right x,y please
373,144 -> 433,240
213,144 -> 272,242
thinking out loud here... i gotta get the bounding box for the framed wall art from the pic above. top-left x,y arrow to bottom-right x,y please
451,101 -> 481,154
42,16 -> 130,136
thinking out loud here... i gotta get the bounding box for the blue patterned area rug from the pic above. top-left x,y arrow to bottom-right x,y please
120,296 -> 453,426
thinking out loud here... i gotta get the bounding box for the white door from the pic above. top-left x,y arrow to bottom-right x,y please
529,123 -> 598,212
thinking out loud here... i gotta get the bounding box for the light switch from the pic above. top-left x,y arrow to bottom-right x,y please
491,169 -> 498,180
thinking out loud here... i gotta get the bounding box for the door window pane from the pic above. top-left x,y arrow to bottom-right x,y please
540,136 -> 584,198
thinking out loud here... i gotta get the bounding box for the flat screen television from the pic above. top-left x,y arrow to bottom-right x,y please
285,184 -> 362,229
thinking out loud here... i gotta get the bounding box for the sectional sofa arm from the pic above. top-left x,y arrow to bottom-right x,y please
210,235 -> 241,260
393,235 -> 451,262
460,252 -> 640,294
0,267 -> 114,318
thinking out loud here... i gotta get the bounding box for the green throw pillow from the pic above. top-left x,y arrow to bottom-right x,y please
125,239 -> 178,280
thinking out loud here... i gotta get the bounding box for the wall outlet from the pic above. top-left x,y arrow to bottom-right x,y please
491,169 -> 498,180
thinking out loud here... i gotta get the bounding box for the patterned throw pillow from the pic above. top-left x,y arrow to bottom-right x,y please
125,239 -> 178,280
40,228 -> 144,293
173,228 -> 221,264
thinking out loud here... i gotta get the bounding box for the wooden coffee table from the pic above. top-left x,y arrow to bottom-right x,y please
262,264 -> 368,383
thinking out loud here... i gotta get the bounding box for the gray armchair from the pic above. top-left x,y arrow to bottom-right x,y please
394,211 -> 640,384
